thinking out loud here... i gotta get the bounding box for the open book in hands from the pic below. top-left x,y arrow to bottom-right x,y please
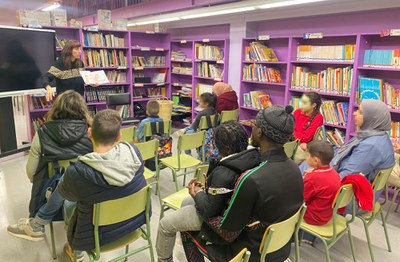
80,70 -> 109,85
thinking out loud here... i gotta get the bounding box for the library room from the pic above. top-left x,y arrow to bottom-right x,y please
1,1 -> 400,261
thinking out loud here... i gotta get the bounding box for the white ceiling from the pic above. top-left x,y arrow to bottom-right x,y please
0,0 -> 48,26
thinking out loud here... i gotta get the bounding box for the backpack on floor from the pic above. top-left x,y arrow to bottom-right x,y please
150,121 -> 172,159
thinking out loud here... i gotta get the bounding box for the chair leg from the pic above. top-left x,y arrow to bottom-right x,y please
396,198 -> 400,212
49,222 -> 57,259
182,168 -> 187,187
347,227 -> 357,262
148,233 -> 155,262
321,239 -> 331,262
386,188 -> 400,221
124,245 -> 129,262
362,220 -> 375,262
294,230 -> 300,262
172,170 -> 179,192
380,211 -> 392,252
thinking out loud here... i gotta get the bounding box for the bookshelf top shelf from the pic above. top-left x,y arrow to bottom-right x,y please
43,26 -> 80,30
133,66 -> 169,70
243,37 -> 290,41
83,46 -> 129,50
291,60 -> 354,65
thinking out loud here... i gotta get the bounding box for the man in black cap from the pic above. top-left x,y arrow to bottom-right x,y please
182,105 -> 304,262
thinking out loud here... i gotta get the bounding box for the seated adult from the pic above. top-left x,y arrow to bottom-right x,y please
58,110 -> 147,261
8,90 -> 92,241
156,120 -> 261,262
212,82 -> 239,114
182,106 -> 304,262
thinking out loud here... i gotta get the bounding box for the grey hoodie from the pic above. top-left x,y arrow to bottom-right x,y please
78,141 -> 141,186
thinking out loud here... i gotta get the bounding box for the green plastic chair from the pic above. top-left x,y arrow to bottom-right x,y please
260,204 -> 306,262
386,174 -> 400,221
296,184 -> 357,262
47,159 -> 77,260
283,139 -> 300,160
135,139 -> 161,203
219,109 -> 239,123
120,125 -> 136,144
144,120 -> 172,140
160,165 -> 209,219
357,166 -> 394,262
230,248 -> 251,262
160,131 -> 206,191
198,115 -> 218,130
75,185 -> 154,262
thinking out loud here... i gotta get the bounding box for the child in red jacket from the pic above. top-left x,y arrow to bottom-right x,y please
293,92 -> 323,163
303,140 -> 341,225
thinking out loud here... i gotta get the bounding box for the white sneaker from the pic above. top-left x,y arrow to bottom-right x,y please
64,243 -> 85,262
7,218 -> 44,241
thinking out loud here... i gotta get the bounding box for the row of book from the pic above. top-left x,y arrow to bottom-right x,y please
357,77 -> 400,109
83,32 -> 125,48
83,49 -> 127,68
197,83 -> 213,97
171,50 -> 191,61
242,64 -> 283,83
132,56 -> 166,67
195,44 -> 224,60
291,66 -> 353,95
120,105 -> 133,118
30,95 -> 55,109
32,117 -> 46,133
85,86 -> 125,103
324,129 -> 345,147
106,71 -> 127,83
296,44 -> 356,61
133,72 -> 167,83
390,122 -> 400,138
132,87 -> 166,98
244,41 -> 279,62
363,49 -> 400,68
172,83 -> 193,97
172,63 -> 192,75
243,91 -> 273,110
197,62 -> 223,78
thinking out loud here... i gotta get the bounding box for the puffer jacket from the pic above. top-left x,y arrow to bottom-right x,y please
29,119 -> 92,217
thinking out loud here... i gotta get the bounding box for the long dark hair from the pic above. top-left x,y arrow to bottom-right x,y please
303,92 -> 322,129
61,40 -> 83,69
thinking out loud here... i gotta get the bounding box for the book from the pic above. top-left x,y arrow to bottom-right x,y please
197,62 -> 223,78
197,83 -> 214,96
242,64 -> 283,83
257,94 -> 273,109
152,70 -> 167,83
83,49 -> 127,68
171,50 -> 191,61
243,91 -> 273,110
243,93 -> 251,107
325,129 -> 345,147
80,70 -> 109,85
30,95 -> 55,109
106,71 -> 127,83
85,86 -> 125,102
291,96 -> 301,111
291,66 -> 353,95
363,49 -> 400,68
83,32 -> 125,48
245,41 -> 279,62
32,117 -> 46,132
297,44 -> 355,61
357,77 -> 383,102
172,62 -> 192,74
132,56 -> 165,67
320,100 -> 349,126
195,44 -> 224,60
87,106 -> 97,117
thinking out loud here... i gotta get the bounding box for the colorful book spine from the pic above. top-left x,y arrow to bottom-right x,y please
242,64 -> 283,83
320,100 -> 349,126
197,62 -> 223,78
291,66 -> 353,95
105,71 -> 127,83
296,44 -> 355,61
363,49 -> 400,68
358,77 -> 400,109
83,32 -> 125,47
243,91 -> 273,110
85,86 -> 125,102
132,56 -> 165,67
245,41 -> 279,62
83,49 -> 127,68
30,95 -> 55,109
195,44 -> 224,60
390,122 -> 400,138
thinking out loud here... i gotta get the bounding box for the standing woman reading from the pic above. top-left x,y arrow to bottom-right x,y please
293,92 -> 324,163
42,40 -> 86,101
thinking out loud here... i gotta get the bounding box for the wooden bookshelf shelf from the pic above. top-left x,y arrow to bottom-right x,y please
133,97 -> 163,102
83,46 -> 129,50
242,80 -> 286,86
289,88 -> 350,98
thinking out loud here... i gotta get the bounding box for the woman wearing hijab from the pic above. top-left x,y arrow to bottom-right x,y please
212,82 -> 239,114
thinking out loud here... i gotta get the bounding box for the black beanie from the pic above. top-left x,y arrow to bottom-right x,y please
256,105 -> 295,144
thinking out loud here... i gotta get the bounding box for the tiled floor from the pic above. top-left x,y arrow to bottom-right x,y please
0,153 -> 399,262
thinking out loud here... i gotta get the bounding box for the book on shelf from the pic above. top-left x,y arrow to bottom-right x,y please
173,105 -> 192,113
83,49 -> 127,68
197,83 -> 214,96
325,129 -> 345,147
197,62 -> 223,78
55,34 -> 67,49
152,70 -> 167,83
296,44 -> 355,61
239,119 -> 256,127
87,106 -> 97,117
390,122 -> 400,138
245,41 -> 279,62
171,50 -> 191,62
106,71 -> 127,83
195,44 -> 224,60
242,64 -> 283,83
243,91 -> 273,110
320,100 -> 349,126
290,96 -> 301,111
85,86 -> 125,102
363,49 -> 400,68
30,95 -> 55,110
119,105 -> 133,118
358,77 -> 400,109
291,66 -> 353,95
172,62 -> 192,74
32,117 -> 46,132
132,87 -> 166,98
132,56 -> 166,67
83,32 -> 125,48
80,70 -> 109,85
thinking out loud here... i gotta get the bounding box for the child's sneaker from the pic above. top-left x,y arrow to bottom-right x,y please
7,218 -> 44,241
64,243 -> 85,262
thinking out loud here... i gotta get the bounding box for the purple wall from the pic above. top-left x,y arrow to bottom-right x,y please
168,24 -> 230,41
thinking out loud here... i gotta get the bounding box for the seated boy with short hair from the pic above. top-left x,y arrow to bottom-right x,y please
135,100 -> 163,142
303,140 -> 341,225
58,109 -> 147,261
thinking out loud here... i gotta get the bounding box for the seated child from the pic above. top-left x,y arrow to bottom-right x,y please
186,92 -> 217,133
303,140 -> 341,225
135,100 -> 163,142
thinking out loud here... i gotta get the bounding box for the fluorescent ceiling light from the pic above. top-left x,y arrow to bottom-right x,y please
258,0 -> 327,9
181,6 -> 255,19
42,3 -> 60,11
132,17 -> 181,26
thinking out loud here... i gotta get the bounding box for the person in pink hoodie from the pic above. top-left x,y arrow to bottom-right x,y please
212,82 -> 239,114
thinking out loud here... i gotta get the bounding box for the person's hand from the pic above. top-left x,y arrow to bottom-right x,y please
45,85 -> 55,101
393,142 -> 400,154
188,182 -> 203,198
90,83 -> 99,88
299,143 -> 307,151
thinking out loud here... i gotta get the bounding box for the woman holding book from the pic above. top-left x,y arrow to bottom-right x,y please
293,92 -> 324,163
42,40 -> 87,101
212,82 -> 238,113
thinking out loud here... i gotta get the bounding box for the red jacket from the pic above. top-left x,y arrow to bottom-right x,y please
339,174 -> 374,213
293,108 -> 323,143
217,91 -> 239,114
303,166 -> 341,225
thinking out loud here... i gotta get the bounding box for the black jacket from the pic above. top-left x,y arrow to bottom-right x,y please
58,144 -> 148,251
194,148 -> 261,218
210,149 -> 304,262
29,120 -> 92,217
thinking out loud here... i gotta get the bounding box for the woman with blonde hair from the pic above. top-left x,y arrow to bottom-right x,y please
8,90 -> 93,248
